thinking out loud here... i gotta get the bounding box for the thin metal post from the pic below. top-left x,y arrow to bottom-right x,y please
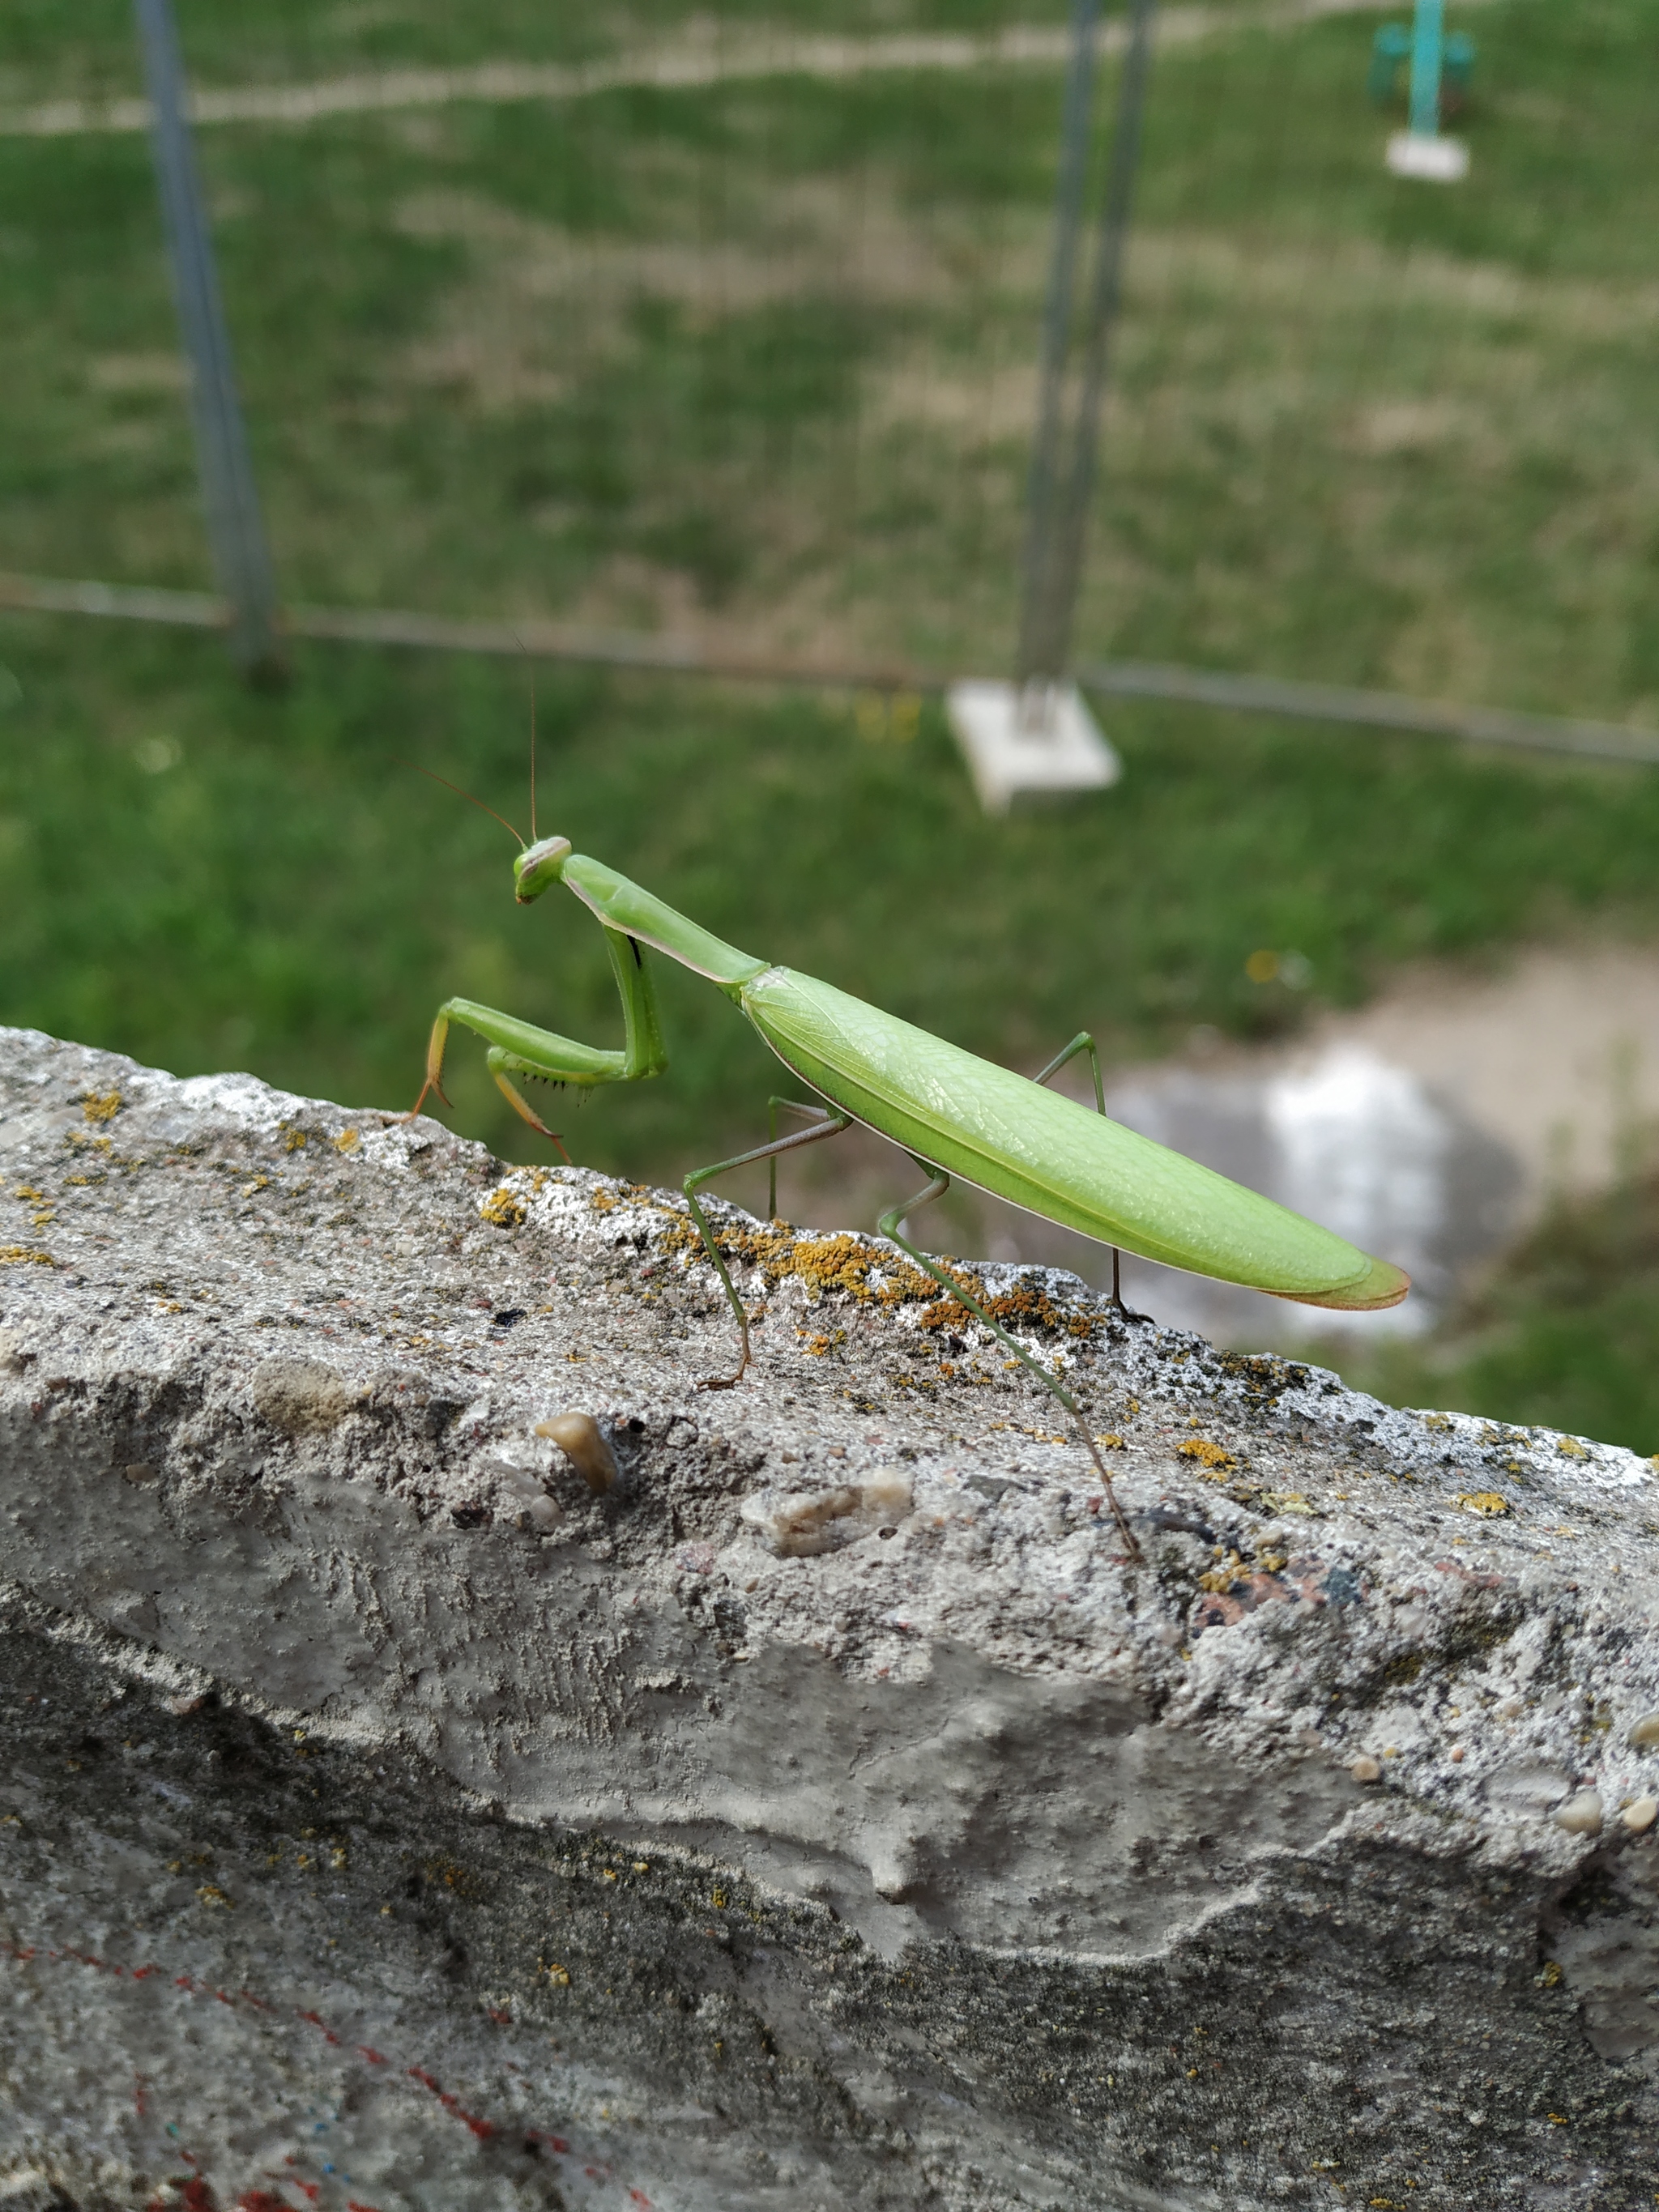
1014,0 -> 1102,695
1036,0 -> 1157,690
1408,0 -> 1445,135
133,0 -> 284,684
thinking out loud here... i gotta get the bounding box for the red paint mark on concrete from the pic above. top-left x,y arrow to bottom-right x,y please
235,2193 -> 294,2210
0,1937 -> 637,2193
407,2065 -> 493,2139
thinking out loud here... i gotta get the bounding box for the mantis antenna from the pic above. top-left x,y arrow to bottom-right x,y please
509,628 -> 539,844
395,757 -> 524,846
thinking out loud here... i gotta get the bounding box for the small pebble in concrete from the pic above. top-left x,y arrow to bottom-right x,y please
535,1412 -> 619,1494
252,1353 -> 355,1434
1621,1796 -> 1659,1832
1553,1789 -> 1603,1835
1628,1711 -> 1659,1747
1350,1755 -> 1382,1783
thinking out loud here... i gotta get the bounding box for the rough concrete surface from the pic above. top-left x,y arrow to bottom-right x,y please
2,1025 -> 1658,2212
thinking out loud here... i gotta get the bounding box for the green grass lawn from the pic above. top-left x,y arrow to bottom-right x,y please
4,0 -> 1659,1447
3,0 -> 1657,704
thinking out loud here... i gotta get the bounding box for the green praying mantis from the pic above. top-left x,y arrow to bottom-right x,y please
407,773 -> 1407,1554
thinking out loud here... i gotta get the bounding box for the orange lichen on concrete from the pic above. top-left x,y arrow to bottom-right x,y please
1178,1438 -> 1236,1473
657,1213 -> 1090,1340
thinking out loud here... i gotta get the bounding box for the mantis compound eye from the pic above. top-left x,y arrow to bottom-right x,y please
514,834 -> 572,902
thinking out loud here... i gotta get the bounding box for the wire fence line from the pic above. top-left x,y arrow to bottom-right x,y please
4,568 -> 1653,765
5,0 -> 1650,767
0,0 -> 1488,139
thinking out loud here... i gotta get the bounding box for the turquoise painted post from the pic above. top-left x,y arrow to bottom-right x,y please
1407,0 -> 1444,135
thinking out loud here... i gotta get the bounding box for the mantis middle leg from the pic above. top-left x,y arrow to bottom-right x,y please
1031,1029 -> 1141,1317
877,1164 -> 1141,1559
684,1103 -> 853,1392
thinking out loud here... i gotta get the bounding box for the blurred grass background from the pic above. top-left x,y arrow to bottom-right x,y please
2,0 -> 1659,1442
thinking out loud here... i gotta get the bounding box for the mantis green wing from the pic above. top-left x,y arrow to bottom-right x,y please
738,967 -> 1407,1311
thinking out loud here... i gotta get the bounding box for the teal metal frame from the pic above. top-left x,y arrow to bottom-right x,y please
1368,6 -> 1474,125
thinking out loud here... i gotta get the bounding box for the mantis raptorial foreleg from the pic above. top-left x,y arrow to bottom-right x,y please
684,1106 -> 853,1391
876,1163 -> 1139,1556
406,925 -> 669,1153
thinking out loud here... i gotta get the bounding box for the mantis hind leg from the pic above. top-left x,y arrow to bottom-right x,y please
684,1106 -> 851,1392
1031,1029 -> 1145,1320
877,1165 -> 1141,1560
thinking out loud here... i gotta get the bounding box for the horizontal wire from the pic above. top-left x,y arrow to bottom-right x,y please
2,568 -> 1653,766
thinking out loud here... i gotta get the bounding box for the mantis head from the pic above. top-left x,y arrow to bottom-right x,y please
514,834 -> 573,903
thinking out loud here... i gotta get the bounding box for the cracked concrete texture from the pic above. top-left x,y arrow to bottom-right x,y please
2,1024 -> 1659,2211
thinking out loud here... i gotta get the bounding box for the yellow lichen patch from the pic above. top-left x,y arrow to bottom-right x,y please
1456,1491 -> 1510,1517
332,1127 -> 360,1153
590,1188 -> 620,1213
1555,1437 -> 1589,1460
539,1958 -> 571,1986
926,1272 -> 1088,1341
480,1187 -> 527,1230
0,1247 -> 53,1268
1199,1550 -> 1249,1594
1094,1433 -> 1126,1450
659,1214 -> 1090,1339
80,1090 -> 122,1123
1178,1438 -> 1236,1473
194,1884 -> 233,1909
1420,1411 -> 1452,1432
282,1127 -> 308,1152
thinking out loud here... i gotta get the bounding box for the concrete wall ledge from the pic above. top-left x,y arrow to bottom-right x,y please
2,1025 -> 1657,2210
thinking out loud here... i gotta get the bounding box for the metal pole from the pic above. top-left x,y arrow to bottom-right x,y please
1038,0 -> 1157,688
133,0 -> 284,684
1408,0 -> 1446,136
1014,0 -> 1102,696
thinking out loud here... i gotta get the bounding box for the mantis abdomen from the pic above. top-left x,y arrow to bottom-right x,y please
740,966 -> 1407,1312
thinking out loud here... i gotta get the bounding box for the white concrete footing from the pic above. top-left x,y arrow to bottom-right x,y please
946,679 -> 1122,816
1386,130 -> 1469,180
